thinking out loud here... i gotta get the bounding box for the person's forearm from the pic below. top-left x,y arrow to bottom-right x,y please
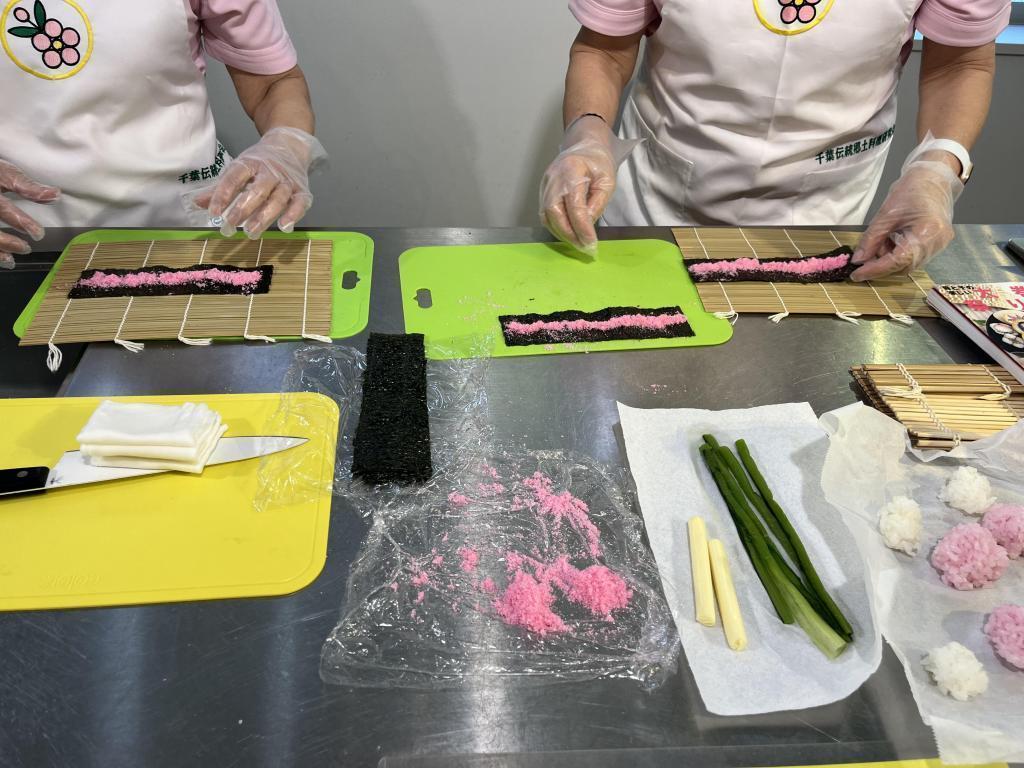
563,28 -> 642,128
917,40 -> 995,173
228,65 -> 316,136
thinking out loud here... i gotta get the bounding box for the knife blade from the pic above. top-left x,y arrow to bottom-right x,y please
0,436 -> 308,498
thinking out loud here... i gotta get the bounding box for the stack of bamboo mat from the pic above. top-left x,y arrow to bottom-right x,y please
851,363 -> 1024,450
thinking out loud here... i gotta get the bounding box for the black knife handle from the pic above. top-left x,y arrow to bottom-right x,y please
0,467 -> 50,498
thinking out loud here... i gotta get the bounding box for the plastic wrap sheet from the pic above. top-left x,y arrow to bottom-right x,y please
255,343 -> 491,514
319,450 -> 680,689
820,403 -> 1024,765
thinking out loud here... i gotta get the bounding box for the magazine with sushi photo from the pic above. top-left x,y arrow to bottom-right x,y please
927,282 -> 1024,385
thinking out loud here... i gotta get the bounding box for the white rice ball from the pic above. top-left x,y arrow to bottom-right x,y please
922,642 -> 988,701
939,466 -> 996,516
879,496 -> 922,555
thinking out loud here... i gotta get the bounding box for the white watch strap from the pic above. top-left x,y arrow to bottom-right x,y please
904,138 -> 973,182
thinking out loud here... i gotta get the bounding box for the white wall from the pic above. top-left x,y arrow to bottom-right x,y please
206,0 -> 579,228
207,5 -> 1024,227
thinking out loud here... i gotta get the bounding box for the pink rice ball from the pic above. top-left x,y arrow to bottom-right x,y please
982,504 -> 1024,559
930,523 -> 1009,590
984,604 -> 1024,669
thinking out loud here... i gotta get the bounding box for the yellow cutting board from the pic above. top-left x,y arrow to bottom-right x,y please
0,393 -> 338,611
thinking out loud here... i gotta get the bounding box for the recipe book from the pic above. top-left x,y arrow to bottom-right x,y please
927,282 -> 1024,385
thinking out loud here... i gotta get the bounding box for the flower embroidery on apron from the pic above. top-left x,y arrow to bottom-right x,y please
3,0 -> 91,79
753,0 -> 836,35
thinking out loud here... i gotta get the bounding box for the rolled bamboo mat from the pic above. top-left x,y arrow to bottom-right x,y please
20,238 -> 332,347
673,227 -> 936,320
851,363 -> 1023,450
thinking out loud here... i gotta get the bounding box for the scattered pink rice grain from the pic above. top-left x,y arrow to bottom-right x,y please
524,472 -> 602,558
547,556 -> 632,619
931,523 -> 1009,590
504,550 -> 535,572
447,492 -> 471,508
457,546 -> 479,573
493,570 -> 568,635
982,504 -> 1024,559
984,604 -> 1024,669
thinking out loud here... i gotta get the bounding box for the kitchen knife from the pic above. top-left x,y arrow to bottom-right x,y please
0,436 -> 308,498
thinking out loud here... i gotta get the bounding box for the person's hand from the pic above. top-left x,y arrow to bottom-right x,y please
540,115 -> 627,258
0,160 -> 60,270
190,127 -> 327,239
851,156 -> 963,281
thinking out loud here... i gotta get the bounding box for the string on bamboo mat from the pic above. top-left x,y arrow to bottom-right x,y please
767,282 -> 790,324
46,242 -> 99,372
177,240 -> 213,346
790,230 -> 860,324
876,363 -> 925,400
742,228 -> 791,324
874,365 -> 961,445
921,400 -> 961,448
818,282 -> 861,324
827,228 -> 917,325
980,368 -> 1012,401
112,240 -> 155,353
301,240 -> 332,344
243,240 -> 275,344
693,228 -> 737,324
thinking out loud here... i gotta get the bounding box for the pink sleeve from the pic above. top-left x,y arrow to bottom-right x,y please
915,0 -> 1011,46
191,0 -> 298,75
568,0 -> 659,36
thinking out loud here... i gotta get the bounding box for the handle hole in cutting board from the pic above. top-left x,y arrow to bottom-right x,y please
341,271 -> 360,290
415,289 -> 433,309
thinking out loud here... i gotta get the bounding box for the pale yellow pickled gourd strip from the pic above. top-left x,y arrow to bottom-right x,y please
709,538 -> 747,651
688,517 -> 716,627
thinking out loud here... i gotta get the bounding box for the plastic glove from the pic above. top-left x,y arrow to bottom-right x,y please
0,160 -> 60,269
540,115 -> 638,258
851,151 -> 964,282
188,127 -> 327,239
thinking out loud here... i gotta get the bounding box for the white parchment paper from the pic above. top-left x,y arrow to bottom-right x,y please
617,402 -> 882,716
820,403 -> 1024,765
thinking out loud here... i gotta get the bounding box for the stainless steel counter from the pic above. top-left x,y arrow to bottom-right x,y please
1,225 -> 1022,768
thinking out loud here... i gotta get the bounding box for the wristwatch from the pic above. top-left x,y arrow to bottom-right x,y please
905,138 -> 973,183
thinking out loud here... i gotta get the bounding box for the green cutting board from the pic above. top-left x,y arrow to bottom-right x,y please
13,229 -> 373,341
399,240 -> 733,360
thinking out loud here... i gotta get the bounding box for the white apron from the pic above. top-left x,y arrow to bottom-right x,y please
604,0 -> 918,227
0,0 -> 224,227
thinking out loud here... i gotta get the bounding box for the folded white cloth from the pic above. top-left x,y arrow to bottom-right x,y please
80,417 -> 223,463
76,401 -> 220,448
86,424 -> 227,474
77,401 -> 226,474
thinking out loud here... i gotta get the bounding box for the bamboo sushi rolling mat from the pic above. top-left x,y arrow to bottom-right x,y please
20,238 -> 333,361
851,363 -> 1024,450
673,227 -> 936,323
